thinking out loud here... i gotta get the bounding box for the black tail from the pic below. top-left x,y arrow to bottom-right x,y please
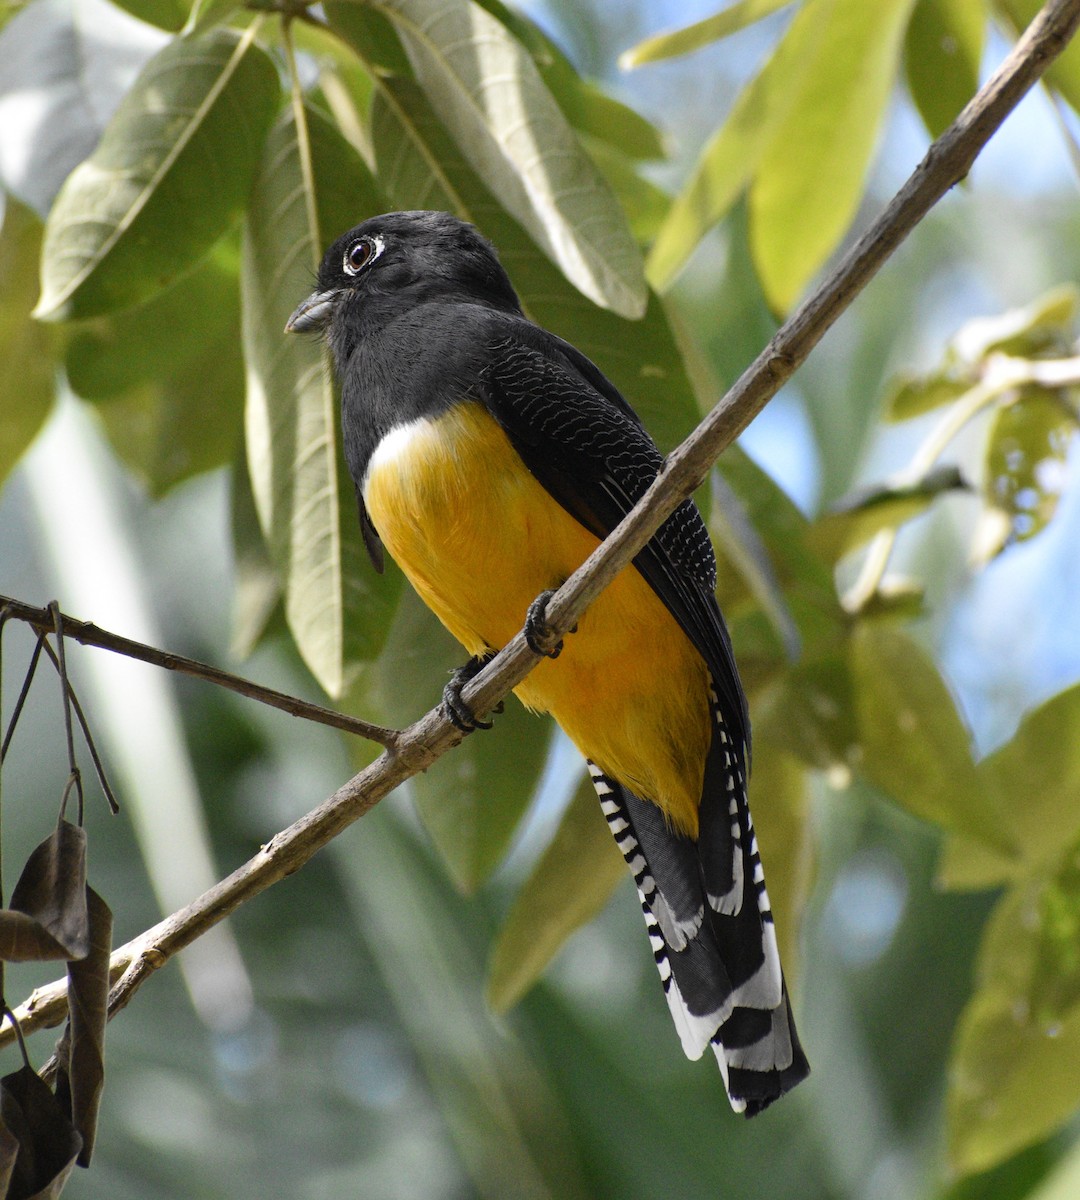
586,692 -> 809,1113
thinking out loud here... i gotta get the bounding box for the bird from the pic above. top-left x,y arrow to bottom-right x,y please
286,210 -> 809,1114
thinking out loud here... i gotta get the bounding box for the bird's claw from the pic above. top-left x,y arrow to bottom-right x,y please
442,653 -> 501,732
525,590 -> 566,659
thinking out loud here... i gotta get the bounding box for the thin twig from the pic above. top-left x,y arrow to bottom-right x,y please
50,602 -> 84,825
1,0 -> 1078,1047
36,639 -> 120,815
1,630 -> 47,764
0,595 -> 400,750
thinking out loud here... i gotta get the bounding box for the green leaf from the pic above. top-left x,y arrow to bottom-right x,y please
981,683 -> 1080,865
354,588 -> 550,890
365,75 -> 702,452
948,845 -> 1080,1176
997,0 -> 1080,115
321,0 -> 414,77
749,0 -> 916,312
755,651 -> 857,770
584,138 -> 671,245
749,742 -> 814,977
414,696 -> 551,892
64,236 -> 239,399
470,0 -> 665,159
811,464 -> 970,562
35,26 -> 279,321
333,808 -> 594,1200
620,0 -> 798,68
715,445 -> 845,660
952,284 -> 1080,361
365,0 -> 647,318
66,237 -> 243,494
949,987 -> 1080,1177
487,772 -> 626,1013
983,387 -> 1078,548
229,443 -> 283,661
564,81 -> 665,162
708,468 -> 801,662
0,197 -> 53,488
1022,1136 -> 1080,1200
852,625 -> 1014,853
646,0 -> 828,291
884,368 -> 973,421
943,683 -> 1080,890
242,103 -> 401,697
904,0 -> 986,139
107,0 -> 190,32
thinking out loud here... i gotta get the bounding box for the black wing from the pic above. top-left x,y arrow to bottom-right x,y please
478,329 -> 749,757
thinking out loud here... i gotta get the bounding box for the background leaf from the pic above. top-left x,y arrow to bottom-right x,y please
369,0 -> 647,317
645,0 -> 828,291
940,684 -> 1080,890
333,807 -> 594,1200
241,103 -> 401,698
852,625 -> 1013,852
65,237 -> 244,494
0,0 -> 168,214
746,742 -> 814,976
620,0 -> 798,68
749,0 -> 916,312
983,387 -> 1078,548
350,588 -> 550,891
36,27 -> 278,320
904,0 -> 986,138
0,197 -> 53,489
486,772 -> 625,1012
810,464 -> 970,562
949,848 -> 1080,1176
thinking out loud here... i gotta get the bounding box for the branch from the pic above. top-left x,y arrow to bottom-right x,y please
3,0 -> 1078,1046
0,594 -> 399,750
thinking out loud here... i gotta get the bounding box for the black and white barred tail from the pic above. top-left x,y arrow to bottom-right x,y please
586,687 -> 809,1114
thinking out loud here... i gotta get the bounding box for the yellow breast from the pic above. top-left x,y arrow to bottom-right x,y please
362,401 -> 711,835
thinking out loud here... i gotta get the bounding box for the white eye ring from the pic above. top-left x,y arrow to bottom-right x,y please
343,234 -> 384,276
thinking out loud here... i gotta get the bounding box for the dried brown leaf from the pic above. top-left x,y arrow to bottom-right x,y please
0,1065 -> 80,1199
52,888 -> 111,1166
0,824 -> 88,963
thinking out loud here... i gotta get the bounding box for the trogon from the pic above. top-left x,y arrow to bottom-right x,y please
286,210 -> 809,1114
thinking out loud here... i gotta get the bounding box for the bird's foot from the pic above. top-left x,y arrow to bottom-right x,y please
524,590 -> 567,659
442,653 -> 502,732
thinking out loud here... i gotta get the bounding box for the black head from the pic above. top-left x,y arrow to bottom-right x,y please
285,211 -> 522,359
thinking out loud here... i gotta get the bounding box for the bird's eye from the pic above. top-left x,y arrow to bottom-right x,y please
343,236 -> 379,276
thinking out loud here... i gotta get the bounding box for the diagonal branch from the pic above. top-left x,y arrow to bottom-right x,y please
2,0 -> 1078,1047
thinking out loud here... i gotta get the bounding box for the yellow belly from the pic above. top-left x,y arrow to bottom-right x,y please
363,401 -> 711,836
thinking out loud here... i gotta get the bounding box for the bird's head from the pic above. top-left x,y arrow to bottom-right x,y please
285,211 -> 522,360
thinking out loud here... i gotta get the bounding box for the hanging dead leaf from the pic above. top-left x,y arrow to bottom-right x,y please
0,1065 -> 81,1199
0,823 -> 89,962
52,888 -> 112,1167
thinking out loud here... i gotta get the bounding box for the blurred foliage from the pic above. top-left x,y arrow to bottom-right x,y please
0,0 -> 1079,1195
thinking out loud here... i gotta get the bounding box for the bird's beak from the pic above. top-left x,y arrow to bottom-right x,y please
285,288 -> 341,334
